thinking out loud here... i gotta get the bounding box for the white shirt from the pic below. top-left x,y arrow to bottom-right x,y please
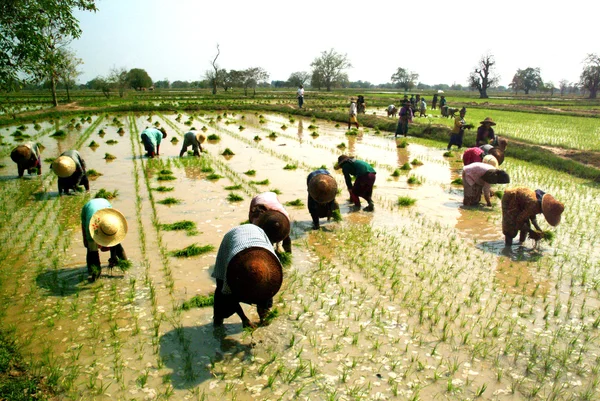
297,88 -> 304,97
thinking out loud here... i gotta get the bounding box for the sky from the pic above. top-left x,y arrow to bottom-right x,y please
71,0 -> 598,88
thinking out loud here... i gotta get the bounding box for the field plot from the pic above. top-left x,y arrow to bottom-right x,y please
0,110 -> 600,400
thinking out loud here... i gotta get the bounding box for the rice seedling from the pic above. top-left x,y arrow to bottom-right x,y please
270,189 -> 282,195
346,128 -> 359,136
494,190 -> 503,199
443,151 -> 453,157
157,197 -> 181,205
201,126 -> 208,132
451,178 -> 463,185
86,169 -> 102,179
161,220 -> 196,231
115,259 -> 132,272
391,169 -> 401,177
254,135 -> 262,141
331,209 -> 342,222
34,123 -> 41,130
104,153 -> 116,160
227,193 -> 244,202
238,125 -> 245,131
89,140 -> 99,148
285,199 -> 304,207
400,162 -> 411,170
170,244 -> 215,257
170,137 -> 178,143
50,130 -> 66,138
106,139 -> 118,145
206,173 -> 222,180
268,132 -> 278,139
224,184 -> 242,190
310,131 -> 319,137
181,293 -> 214,310
159,169 -> 173,175
277,251 -> 292,267
207,134 -> 220,141
397,139 -> 408,148
283,164 -> 297,170
157,174 -> 176,181
407,176 -> 422,185
94,188 -> 118,200
201,166 -> 214,173
44,157 -> 55,163
244,170 -> 256,176
397,196 -> 416,206
337,142 -> 346,149
221,148 -> 235,156
117,127 -> 124,134
250,179 -> 270,185
411,159 -> 423,166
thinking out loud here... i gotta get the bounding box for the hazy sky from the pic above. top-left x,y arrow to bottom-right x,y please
72,0 -> 597,88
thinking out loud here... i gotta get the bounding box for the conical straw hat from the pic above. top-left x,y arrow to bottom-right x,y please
541,194 -> 564,227
255,210 -> 290,243
482,155 -> 498,168
226,247 -> 283,304
10,145 -> 31,162
89,208 -> 128,247
52,156 -> 76,178
308,174 -> 338,203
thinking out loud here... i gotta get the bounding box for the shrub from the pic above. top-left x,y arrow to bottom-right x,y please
391,169 -> 401,177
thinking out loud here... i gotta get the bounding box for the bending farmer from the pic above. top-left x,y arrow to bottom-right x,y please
52,150 -> 90,195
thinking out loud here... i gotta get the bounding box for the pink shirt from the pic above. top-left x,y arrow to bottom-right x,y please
462,147 -> 484,166
463,162 -> 494,187
249,192 -> 290,224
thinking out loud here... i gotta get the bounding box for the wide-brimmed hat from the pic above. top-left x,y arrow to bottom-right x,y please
308,174 -> 338,204
350,97 -> 356,102
480,117 -> 496,126
89,208 -> 128,247
255,210 -> 290,243
52,156 -> 76,178
488,147 -> 505,165
195,133 -> 206,144
10,145 -> 31,162
541,194 -> 564,226
482,155 -> 498,168
481,169 -> 510,184
226,247 -> 283,303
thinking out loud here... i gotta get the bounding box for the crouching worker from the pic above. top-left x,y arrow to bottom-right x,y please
10,142 -> 42,177
140,127 -> 167,158
335,155 -> 376,211
212,224 -> 283,328
307,169 -> 339,230
462,158 -> 510,207
81,199 -> 128,282
52,150 -> 89,195
179,130 -> 206,157
502,188 -> 564,247
249,192 -> 292,253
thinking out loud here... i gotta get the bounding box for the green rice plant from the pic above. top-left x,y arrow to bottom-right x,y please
397,140 -> 408,148
34,123 -> 41,130
170,137 -> 179,143
268,132 -> 278,139
207,134 -> 220,141
391,169 -> 401,177
95,188 -> 118,200
181,293 -> 214,310
337,142 -> 346,149
270,189 -> 282,195
221,148 -> 235,156
494,190 -> 503,199
89,140 -> 99,148
310,131 -> 319,137
254,135 -> 262,141
335,123 -> 340,128
104,153 -> 116,160
98,129 -> 105,135
227,193 -> 244,202
238,125 -> 245,131
206,173 -> 222,180
106,139 -> 118,145
250,179 -> 270,185
117,127 -> 125,134
161,221 -> 196,231
224,184 -> 242,190
152,186 -> 173,192
451,177 -> 463,185
159,169 -> 173,175
157,175 -> 176,181
201,167 -> 213,173
44,157 -> 56,163
332,209 -> 342,222
407,176 -> 422,185
262,308 -> 279,325
411,159 -> 423,166
0,164 -> 5,169
443,151 -> 454,157
244,170 -> 256,176
280,124 -> 288,130
115,259 -> 132,272
346,129 -> 359,136
397,196 -> 416,207
12,130 -> 24,137
308,124 -> 318,130
170,244 -> 214,258
51,130 -> 66,138
286,199 -> 304,207
400,162 -> 411,170
276,251 -> 292,267
283,164 -> 297,170
157,197 -> 181,205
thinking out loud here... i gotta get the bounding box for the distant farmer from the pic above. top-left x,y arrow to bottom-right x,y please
357,95 -> 366,114
432,93 -> 438,110
462,161 -> 510,207
212,224 -> 283,328
10,142 -> 41,177
249,192 -> 292,253
387,104 -> 398,118
297,85 -> 304,109
179,130 -> 206,157
140,127 -> 167,158
307,169 -> 339,230
502,188 -> 564,247
462,145 -> 505,166
419,97 -> 427,117
409,95 -> 415,108
348,98 -> 360,129
395,102 -> 412,138
476,117 -> 496,147
52,149 -> 90,195
439,95 -> 447,110
81,198 -> 128,282
336,155 -> 376,211
447,107 -> 472,150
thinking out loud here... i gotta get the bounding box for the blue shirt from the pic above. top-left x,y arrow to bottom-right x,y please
306,169 -> 331,187
81,199 -> 112,243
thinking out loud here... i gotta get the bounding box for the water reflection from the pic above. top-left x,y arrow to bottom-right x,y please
297,120 -> 303,144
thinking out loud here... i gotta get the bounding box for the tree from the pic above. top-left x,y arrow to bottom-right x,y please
57,48 -> 83,102
210,44 -> 220,95
390,67 -> 419,91
171,80 -> 190,89
509,68 -> 543,95
108,67 -> 128,97
544,81 -> 555,97
154,79 -> 170,89
0,0 -> 97,91
244,67 -> 269,96
559,79 -> 569,96
468,53 -> 499,99
580,54 -> 600,99
311,70 -> 323,90
310,49 -> 352,91
88,76 -> 111,98
288,71 -> 310,87
126,68 -> 152,90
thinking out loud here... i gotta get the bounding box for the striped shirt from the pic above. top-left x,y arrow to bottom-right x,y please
212,224 -> 279,294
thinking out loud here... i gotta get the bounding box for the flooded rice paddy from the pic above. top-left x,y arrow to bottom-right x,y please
1,110 -> 600,400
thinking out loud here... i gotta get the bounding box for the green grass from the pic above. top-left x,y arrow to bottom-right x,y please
221,148 -> 235,156
94,188 -> 118,200
181,294 -> 215,310
153,186 -> 174,192
397,196 -> 416,207
261,308 -> 279,325
206,173 -> 222,180
224,184 -> 242,190
250,179 -> 270,185
161,220 -> 196,231
244,170 -> 256,176
157,197 -> 181,205
227,193 -> 244,202
285,199 -> 304,207
170,244 -> 215,258
104,153 -> 116,160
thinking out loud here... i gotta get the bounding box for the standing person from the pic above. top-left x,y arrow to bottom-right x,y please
307,169 -> 339,230
462,161 -> 510,207
395,101 -> 412,138
140,127 -> 167,158
409,95 -> 415,108
439,95 -> 447,110
432,93 -> 438,110
335,155 -> 376,211
81,198 -> 128,282
447,107 -> 471,150
179,130 -> 206,157
476,117 -> 496,147
52,149 -> 90,195
419,97 -> 427,117
10,142 -> 42,177
297,85 -> 304,109
357,95 -> 366,113
502,188 -> 564,246
348,98 -> 360,129
212,224 -> 283,328
248,192 -> 292,253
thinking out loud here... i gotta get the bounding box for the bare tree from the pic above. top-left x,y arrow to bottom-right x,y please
559,79 -> 569,96
310,49 -> 352,91
108,67 -> 128,98
580,54 -> 600,99
210,44 -> 220,95
468,53 -> 499,99
57,48 -> 83,102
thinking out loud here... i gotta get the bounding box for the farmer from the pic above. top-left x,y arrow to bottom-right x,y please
387,104 -> 398,118
432,93 -> 438,110
140,127 -> 167,158
439,95 -> 447,110
348,98 -> 359,129
502,188 -> 564,246
476,117 -> 496,147
297,85 -> 304,109
249,192 -> 292,253
447,107 -> 471,150
395,102 -> 412,138
307,169 -> 339,230
419,97 -> 427,117
10,142 -> 42,177
212,224 -> 283,328
179,130 -> 206,157
462,160 -> 510,207
462,145 -> 505,166
81,198 -> 128,282
52,149 -> 90,195
336,155 -> 376,211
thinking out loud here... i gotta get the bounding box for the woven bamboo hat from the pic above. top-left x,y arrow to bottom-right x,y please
89,208 -> 128,247
52,156 -> 76,178
541,194 -> 564,227
10,145 -> 31,162
195,133 -> 206,144
308,174 -> 337,204
255,210 -> 290,243
226,247 -> 283,303
482,155 -> 498,168
479,117 -> 496,126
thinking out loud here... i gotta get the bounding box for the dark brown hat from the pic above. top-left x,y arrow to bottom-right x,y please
481,169 -> 510,184
226,247 -> 283,303
159,127 -> 167,137
308,174 -> 338,204
479,117 -> 496,126
10,145 -> 31,163
335,155 -> 352,169
255,210 -> 290,243
541,194 -> 564,227
488,147 -> 505,165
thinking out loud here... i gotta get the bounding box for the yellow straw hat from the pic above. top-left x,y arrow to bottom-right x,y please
89,208 -> 128,247
482,155 -> 498,168
52,156 -> 76,178
195,133 -> 206,144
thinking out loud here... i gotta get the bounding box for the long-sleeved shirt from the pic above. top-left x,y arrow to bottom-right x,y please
462,162 -> 494,187
141,128 -> 163,147
451,116 -> 466,134
349,102 -> 357,116
341,159 -> 376,189
476,126 -> 495,146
